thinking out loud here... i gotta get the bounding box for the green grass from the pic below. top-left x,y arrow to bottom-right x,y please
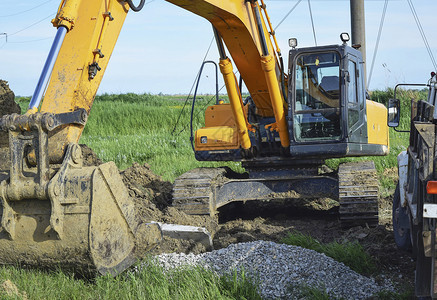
0,260 -> 261,300
82,89 -> 424,186
280,231 -> 377,275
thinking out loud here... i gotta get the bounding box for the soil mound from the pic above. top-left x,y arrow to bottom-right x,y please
122,162 -> 172,210
120,162 -> 218,254
80,144 -> 103,166
0,80 -> 21,168
0,80 -> 20,117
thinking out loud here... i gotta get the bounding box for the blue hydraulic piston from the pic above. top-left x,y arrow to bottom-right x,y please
28,26 -> 67,111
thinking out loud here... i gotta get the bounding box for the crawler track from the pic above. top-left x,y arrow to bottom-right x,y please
173,162 -> 379,228
172,168 -> 228,215
338,161 -> 379,227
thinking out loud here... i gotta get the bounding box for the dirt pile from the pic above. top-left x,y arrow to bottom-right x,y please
122,162 -> 172,211
0,80 -> 21,168
120,162 -> 218,254
80,144 -> 103,166
0,80 -> 20,117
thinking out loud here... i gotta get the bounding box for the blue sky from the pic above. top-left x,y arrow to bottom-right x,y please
0,0 -> 436,96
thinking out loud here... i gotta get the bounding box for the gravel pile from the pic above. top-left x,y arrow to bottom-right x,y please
153,240 -> 394,299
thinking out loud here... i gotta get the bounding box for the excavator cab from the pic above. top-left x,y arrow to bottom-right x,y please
288,43 -> 388,158
194,42 -> 388,161
292,51 -> 342,142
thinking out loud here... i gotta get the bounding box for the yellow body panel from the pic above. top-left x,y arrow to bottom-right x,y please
41,0 -> 129,160
197,103 -> 242,151
366,100 -> 389,147
195,126 -> 239,151
219,58 -> 251,149
204,103 -> 236,127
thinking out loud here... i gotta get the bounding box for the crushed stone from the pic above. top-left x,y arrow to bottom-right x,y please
152,240 -> 395,299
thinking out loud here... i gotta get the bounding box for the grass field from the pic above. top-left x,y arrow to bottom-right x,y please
0,260 -> 261,299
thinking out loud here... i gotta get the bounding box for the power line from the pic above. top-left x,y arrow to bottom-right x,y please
0,13 -> 55,47
274,0 -> 303,31
307,0 -> 317,46
172,36 -> 216,135
8,37 -> 53,44
367,0 -> 388,87
0,0 -> 54,18
406,0 -> 437,72
8,14 -> 55,37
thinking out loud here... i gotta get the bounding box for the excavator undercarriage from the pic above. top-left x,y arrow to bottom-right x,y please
173,160 -> 379,228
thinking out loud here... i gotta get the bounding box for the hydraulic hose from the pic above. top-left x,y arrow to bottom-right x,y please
190,61 -> 219,151
126,0 -> 145,12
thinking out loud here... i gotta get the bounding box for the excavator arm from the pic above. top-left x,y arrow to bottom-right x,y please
36,0 -> 289,164
0,0 -> 288,276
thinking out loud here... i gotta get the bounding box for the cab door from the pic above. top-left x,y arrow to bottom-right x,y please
346,54 -> 366,143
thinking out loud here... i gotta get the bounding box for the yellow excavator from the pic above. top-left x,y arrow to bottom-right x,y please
0,0 -> 389,275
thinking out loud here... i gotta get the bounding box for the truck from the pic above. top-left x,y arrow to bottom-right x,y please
0,0 -> 388,275
390,74 -> 437,298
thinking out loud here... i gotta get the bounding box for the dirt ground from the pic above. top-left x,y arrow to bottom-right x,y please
116,160 -> 415,291
0,80 -> 20,117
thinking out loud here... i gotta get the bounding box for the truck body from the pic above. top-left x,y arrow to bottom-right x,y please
390,75 -> 437,298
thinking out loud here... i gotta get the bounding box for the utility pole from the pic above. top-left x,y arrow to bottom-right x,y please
0,33 -> 7,43
350,0 -> 367,87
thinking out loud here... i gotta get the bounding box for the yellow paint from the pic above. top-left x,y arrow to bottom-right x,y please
260,0 -> 281,57
219,58 -> 251,149
204,103 -> 236,127
51,0 -> 81,31
166,0 -> 284,117
195,126 -> 239,151
366,100 -> 389,148
25,107 -> 38,115
41,0 -> 129,158
260,55 -> 289,147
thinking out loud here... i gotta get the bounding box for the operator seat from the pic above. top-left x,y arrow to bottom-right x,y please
319,76 -> 339,98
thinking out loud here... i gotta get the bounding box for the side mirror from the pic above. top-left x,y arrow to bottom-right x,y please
388,98 -> 400,127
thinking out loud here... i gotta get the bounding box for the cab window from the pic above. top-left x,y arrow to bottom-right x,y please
294,52 -> 341,142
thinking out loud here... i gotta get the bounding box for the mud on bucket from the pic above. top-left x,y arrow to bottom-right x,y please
0,143 -> 162,276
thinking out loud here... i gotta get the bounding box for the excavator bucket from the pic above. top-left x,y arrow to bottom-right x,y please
0,111 -> 163,275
